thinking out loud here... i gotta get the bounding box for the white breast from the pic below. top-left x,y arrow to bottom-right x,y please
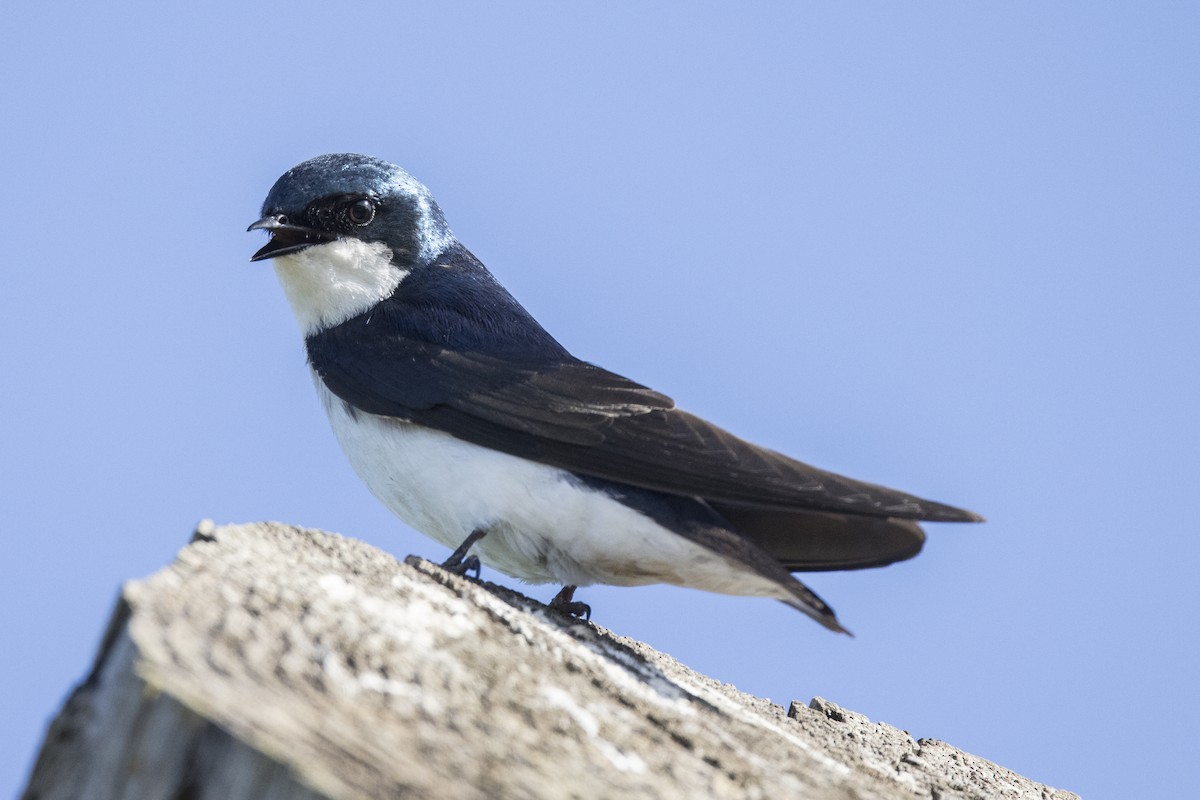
314,377 -> 789,599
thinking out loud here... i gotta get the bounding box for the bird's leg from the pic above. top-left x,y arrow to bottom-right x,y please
440,528 -> 487,578
548,585 -> 591,620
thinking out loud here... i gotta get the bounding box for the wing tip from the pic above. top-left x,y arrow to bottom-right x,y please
827,617 -> 854,637
921,500 -> 985,524
944,507 -> 986,523
781,588 -> 854,635
804,605 -> 854,636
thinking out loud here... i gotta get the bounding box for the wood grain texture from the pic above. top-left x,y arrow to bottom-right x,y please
23,522 -> 1075,800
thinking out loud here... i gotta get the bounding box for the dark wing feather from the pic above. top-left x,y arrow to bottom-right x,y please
306,242 -> 980,532
712,506 -> 927,570
309,328 -> 980,524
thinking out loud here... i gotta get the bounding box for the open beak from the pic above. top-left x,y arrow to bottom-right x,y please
247,215 -> 337,262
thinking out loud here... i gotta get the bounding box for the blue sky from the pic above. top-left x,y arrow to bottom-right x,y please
2,3 -> 1196,797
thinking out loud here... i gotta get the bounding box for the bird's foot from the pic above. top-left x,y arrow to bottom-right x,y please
442,553 -> 481,578
439,529 -> 487,578
548,585 -> 591,620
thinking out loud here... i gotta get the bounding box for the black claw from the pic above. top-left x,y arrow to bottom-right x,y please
549,585 -> 591,620
458,554 -> 481,579
440,529 -> 487,577
558,601 -> 591,620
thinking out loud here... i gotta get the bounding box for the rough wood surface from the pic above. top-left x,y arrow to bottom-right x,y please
23,522 -> 1078,800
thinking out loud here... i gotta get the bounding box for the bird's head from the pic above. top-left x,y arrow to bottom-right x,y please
249,154 -> 456,334
249,153 -> 453,268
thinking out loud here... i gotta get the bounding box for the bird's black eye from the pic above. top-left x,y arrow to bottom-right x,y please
347,198 -> 376,226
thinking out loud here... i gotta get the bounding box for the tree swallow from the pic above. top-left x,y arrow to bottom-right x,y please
249,154 -> 981,634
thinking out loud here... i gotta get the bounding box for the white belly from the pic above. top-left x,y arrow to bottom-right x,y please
315,377 -> 788,598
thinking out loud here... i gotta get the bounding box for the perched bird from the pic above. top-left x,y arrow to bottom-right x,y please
249,153 -> 981,633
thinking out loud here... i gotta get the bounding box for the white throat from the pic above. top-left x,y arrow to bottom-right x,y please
272,238 -> 406,336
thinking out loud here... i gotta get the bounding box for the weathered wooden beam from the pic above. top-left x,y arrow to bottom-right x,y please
23,522 -> 1077,800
